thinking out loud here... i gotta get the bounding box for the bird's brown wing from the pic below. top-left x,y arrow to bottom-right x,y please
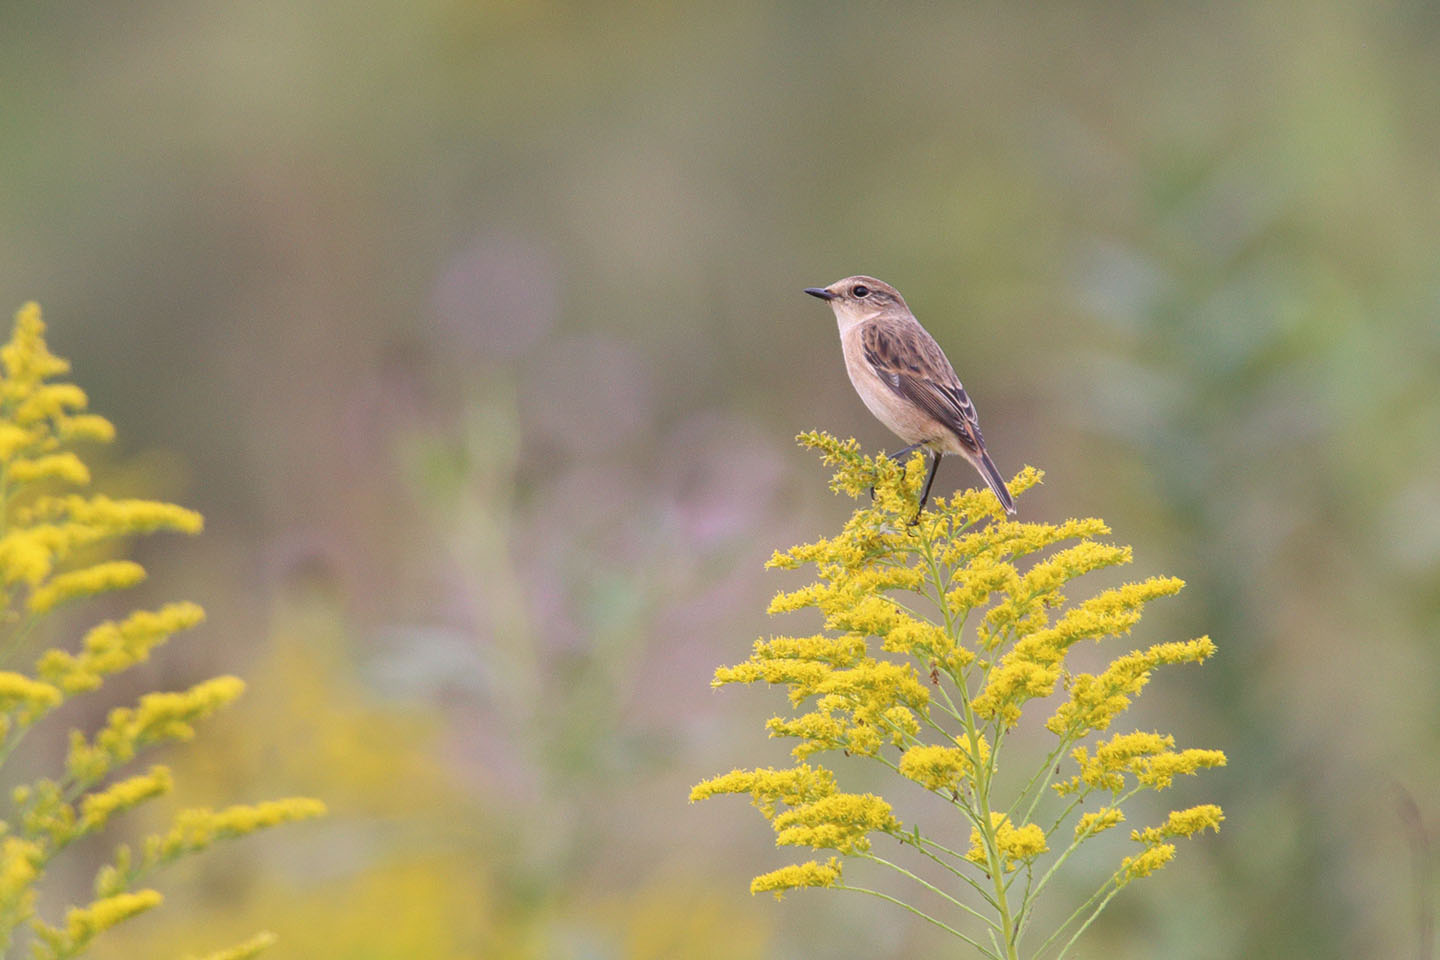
861,319 -> 985,454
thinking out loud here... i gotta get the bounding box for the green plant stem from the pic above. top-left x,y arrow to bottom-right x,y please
837,883 -> 999,959
1024,784 -> 1140,929
860,851 -> 1000,931
1051,882 -> 1124,960
1007,738 -> 1072,823
919,533 -> 1022,960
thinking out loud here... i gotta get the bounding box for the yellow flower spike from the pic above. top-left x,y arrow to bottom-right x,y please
965,813 -> 1048,870
766,713 -> 847,759
1117,844 -> 1176,886
696,433 -> 1223,952
749,858 -> 842,900
752,634 -> 868,668
0,836 -> 43,915
1132,804 -> 1224,845
898,743 -> 978,791
0,672 -> 62,725
31,889 -> 164,958
38,601 -> 207,693
1075,807 -> 1125,838
78,766 -> 174,834
0,303 -> 324,955
1,304 -> 70,385
1132,748 -> 1228,789
1047,636 -> 1216,736
64,677 -> 246,784
689,765 -> 837,819
150,799 -> 328,863
57,413 -> 115,444
25,494 -> 204,536
27,561 -> 147,615
771,793 -> 900,853
0,424 -> 34,461
182,931 -> 278,960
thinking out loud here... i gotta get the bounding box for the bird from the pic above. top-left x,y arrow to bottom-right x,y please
804,275 -> 1016,518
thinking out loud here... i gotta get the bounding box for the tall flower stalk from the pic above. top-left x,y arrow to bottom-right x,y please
0,303 -> 324,960
693,432 -> 1225,959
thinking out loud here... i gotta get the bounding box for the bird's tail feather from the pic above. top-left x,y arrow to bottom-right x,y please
973,449 -> 1017,517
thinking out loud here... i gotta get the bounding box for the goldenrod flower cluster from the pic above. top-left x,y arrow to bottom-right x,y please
693,432 -> 1225,958
0,304 -> 325,958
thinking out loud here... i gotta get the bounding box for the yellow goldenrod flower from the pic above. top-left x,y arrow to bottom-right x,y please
78,766 -> 174,833
0,672 -> 62,725
148,798 -> 327,863
1075,807 -> 1125,838
1132,748 -> 1228,790
38,602 -> 207,695
1132,804 -> 1224,845
1,304 -> 70,386
27,561 -> 147,615
1117,844 -> 1176,886
181,931 -> 278,960
689,765 -> 837,819
771,793 -> 900,854
0,303 -> 324,958
64,677 -> 246,783
57,413 -> 114,444
1047,636 -> 1216,736
696,432 -> 1223,953
749,858 -> 842,900
0,836 -> 43,933
898,737 -> 989,792
32,890 -> 163,958
966,813 -> 1047,871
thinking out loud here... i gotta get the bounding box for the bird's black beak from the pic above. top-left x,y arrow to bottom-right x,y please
804,287 -> 837,301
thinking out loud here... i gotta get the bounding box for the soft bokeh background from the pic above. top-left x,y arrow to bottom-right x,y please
2,2 -> 1438,957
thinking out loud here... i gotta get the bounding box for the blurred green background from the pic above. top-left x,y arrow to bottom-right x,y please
2,1 -> 1438,957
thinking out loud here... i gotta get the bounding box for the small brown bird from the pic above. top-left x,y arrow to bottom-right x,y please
805,276 -> 1016,517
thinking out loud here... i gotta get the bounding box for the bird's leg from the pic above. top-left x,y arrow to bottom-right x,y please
909,452 -> 942,524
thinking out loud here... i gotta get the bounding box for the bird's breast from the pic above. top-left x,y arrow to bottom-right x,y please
839,324 -> 938,446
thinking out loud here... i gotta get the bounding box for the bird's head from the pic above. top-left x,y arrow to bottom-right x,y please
804,276 -> 909,328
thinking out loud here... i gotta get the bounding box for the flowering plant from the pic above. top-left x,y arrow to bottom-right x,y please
693,432 -> 1224,959
0,304 -> 324,960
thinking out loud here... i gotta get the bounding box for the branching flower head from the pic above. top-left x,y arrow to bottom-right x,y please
694,432 -> 1225,958
0,303 -> 325,959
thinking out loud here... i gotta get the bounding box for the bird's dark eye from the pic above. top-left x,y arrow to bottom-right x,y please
852,285 -> 871,298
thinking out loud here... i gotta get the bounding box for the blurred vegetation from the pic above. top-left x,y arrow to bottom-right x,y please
2,1 -> 1438,957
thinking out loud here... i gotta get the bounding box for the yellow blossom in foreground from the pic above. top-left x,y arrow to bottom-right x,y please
1132,804 -> 1225,845
1075,807 -> 1126,838
749,858 -> 842,900
0,304 -> 324,958
38,601 -> 207,694
148,798 -> 328,864
898,738 -> 989,792
771,793 -> 900,854
689,765 -> 837,819
7,452 -> 90,486
33,890 -> 164,959
966,813 -> 1047,870
0,671 -> 62,725
65,676 -> 246,784
1118,844 -> 1176,886
78,766 -> 175,833
695,432 -> 1224,951
0,837 -> 43,935
27,561 -> 147,615
182,931 -> 278,960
